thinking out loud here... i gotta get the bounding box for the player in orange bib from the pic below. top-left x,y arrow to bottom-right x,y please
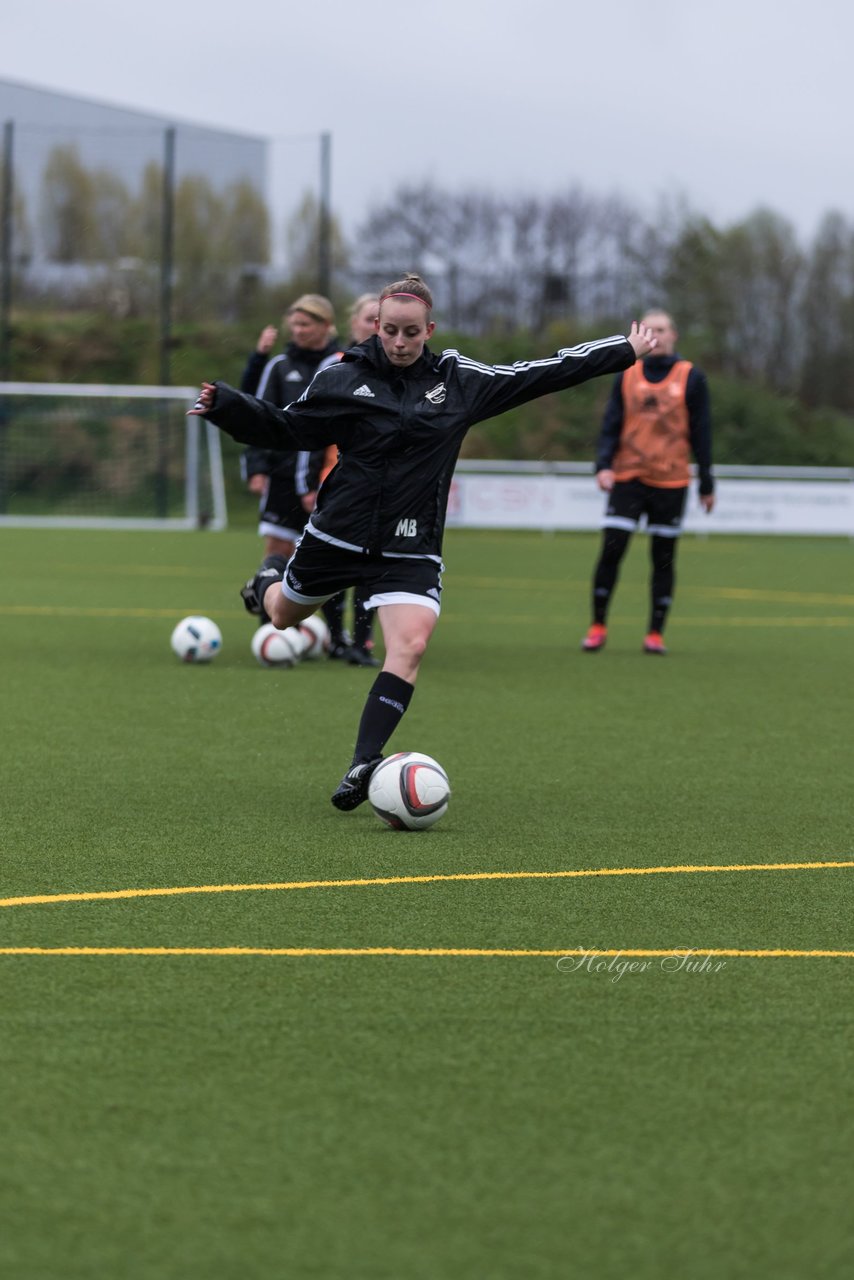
581,310 -> 715,655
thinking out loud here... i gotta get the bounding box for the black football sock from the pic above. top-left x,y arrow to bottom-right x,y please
256,553 -> 288,584
592,586 -> 611,627
241,555 -> 287,620
255,555 -> 289,620
322,591 -> 346,643
591,528 -> 630,624
353,590 -> 375,648
352,672 -> 414,763
650,535 -> 677,633
650,599 -> 672,634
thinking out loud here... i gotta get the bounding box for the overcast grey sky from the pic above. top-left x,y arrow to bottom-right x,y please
2,0 -> 851,261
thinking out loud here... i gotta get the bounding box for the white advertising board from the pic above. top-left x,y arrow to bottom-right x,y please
445,474 -> 854,536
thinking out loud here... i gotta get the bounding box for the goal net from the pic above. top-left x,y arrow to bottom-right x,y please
0,382 -> 227,530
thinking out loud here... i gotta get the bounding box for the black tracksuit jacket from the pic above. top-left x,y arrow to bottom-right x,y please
206,332 -> 636,559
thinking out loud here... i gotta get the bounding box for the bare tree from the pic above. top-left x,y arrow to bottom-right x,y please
720,209 -> 804,390
356,182 -> 452,275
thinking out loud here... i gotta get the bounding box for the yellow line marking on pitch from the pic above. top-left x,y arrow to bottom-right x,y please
441,613 -> 854,629
452,577 -> 854,608
663,616 -> 854,628
698,586 -> 854,607
53,563 -> 228,579
3,860 -> 853,910
0,605 -> 221,620
1,947 -> 853,959
7,604 -> 852,629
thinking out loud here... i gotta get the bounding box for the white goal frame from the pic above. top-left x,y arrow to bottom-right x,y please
0,382 -> 228,531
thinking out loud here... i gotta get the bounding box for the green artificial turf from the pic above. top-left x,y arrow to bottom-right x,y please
1,527 -> 853,1279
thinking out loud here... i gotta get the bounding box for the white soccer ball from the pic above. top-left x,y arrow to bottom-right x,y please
250,622 -> 307,668
368,752 -> 451,831
298,613 -> 331,659
170,615 -> 222,663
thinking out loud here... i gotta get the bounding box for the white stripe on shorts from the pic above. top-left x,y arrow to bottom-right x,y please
382,550 -> 445,565
364,590 -> 441,616
280,580 -> 334,607
259,520 -> 303,542
304,522 -> 364,553
647,523 -> 682,537
305,522 -> 443,564
602,515 -> 638,532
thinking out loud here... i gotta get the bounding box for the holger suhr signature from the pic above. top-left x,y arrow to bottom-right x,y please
557,949 -> 727,982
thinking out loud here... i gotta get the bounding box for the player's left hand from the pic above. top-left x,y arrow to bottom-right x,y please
188,382 -> 216,416
627,321 -> 657,358
700,493 -> 715,514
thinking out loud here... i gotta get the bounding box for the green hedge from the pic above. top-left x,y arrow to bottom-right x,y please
6,311 -> 852,467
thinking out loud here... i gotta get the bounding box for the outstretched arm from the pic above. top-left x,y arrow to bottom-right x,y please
464,322 -> 658,427
188,380 -> 336,451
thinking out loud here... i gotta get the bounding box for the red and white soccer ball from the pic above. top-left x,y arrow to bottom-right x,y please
170,615 -> 223,663
368,752 -> 451,831
250,623 -> 307,668
298,613 -> 331,659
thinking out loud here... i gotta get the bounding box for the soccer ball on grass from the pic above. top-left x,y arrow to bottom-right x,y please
251,622 -> 307,668
170,615 -> 222,663
368,752 -> 451,830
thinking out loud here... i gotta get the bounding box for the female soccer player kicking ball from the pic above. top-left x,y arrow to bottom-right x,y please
190,274 -> 656,810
